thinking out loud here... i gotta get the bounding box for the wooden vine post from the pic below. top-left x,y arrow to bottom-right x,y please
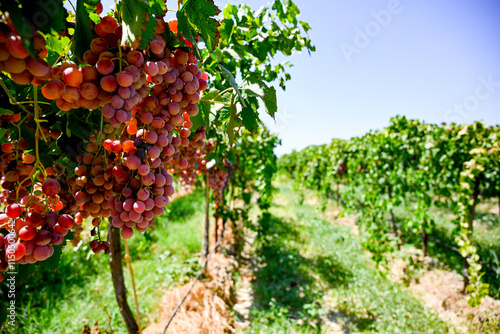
213,215 -> 219,247
201,173 -> 210,260
108,224 -> 139,334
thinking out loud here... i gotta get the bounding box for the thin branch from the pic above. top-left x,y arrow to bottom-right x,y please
0,78 -> 30,113
67,0 -> 76,12
199,99 -> 231,106
52,39 -> 73,67
210,87 -> 233,101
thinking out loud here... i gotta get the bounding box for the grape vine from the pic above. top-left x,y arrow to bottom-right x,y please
0,0 -> 314,330
280,117 -> 500,306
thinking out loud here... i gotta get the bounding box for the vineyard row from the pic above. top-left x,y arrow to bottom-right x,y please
279,116 -> 500,306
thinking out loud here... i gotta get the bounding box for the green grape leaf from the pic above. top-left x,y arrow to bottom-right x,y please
149,0 -> 167,16
226,150 -> 237,165
241,104 -> 258,132
226,94 -> 239,145
16,0 -> 68,35
72,0 -> 94,59
193,101 -> 210,132
84,0 -> 100,5
262,86 -> 277,118
142,15 -> 157,49
121,0 -> 156,49
16,263 -> 36,285
218,105 -> 231,123
66,230 -> 75,241
164,27 -> 183,50
194,88 -> 233,131
240,81 -> 277,118
176,8 -> 202,60
193,90 -> 219,131
0,129 -> 7,141
299,20 -> 311,33
219,65 -> 246,107
190,110 -> 205,133
88,12 -> 101,24
179,0 -> 220,52
176,10 -> 196,42
45,35 -> 71,57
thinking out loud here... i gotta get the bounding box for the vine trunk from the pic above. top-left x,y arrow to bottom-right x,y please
108,224 -> 139,334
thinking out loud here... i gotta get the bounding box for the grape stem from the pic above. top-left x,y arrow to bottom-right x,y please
96,104 -> 105,144
67,0 -> 76,12
0,221 -> 10,229
33,88 -> 48,143
206,87 -> 233,102
0,78 -> 31,113
33,88 -> 48,177
12,114 -> 29,162
118,41 -> 123,72
199,99 -> 231,106
0,77 -> 49,144
13,87 -> 49,201
8,101 -> 51,106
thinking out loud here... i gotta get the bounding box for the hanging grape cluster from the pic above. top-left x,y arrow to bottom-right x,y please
0,7 -> 209,280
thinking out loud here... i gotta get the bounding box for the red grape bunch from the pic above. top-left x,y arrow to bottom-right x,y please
208,163 -> 229,206
0,175 -> 77,281
0,22 -> 50,86
0,5 -> 214,281
167,128 -> 211,189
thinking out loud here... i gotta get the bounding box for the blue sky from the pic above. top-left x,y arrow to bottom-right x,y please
96,0 -> 500,155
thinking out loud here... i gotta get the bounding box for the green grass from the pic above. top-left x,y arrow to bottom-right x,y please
243,182 -> 450,333
1,189 -> 206,334
1,180 -> 478,333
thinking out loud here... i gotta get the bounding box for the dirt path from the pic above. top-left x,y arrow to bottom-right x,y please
232,228 -> 257,332
143,183 -> 498,333
387,252 -> 500,333
142,222 -> 239,334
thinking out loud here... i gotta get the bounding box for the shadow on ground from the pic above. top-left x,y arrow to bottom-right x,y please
248,212 -> 358,331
